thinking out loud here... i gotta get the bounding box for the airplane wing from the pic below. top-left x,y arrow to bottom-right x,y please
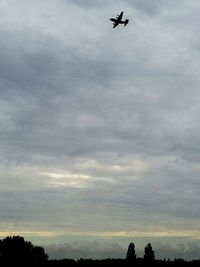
113,21 -> 119,28
116,11 -> 123,21
110,18 -> 119,28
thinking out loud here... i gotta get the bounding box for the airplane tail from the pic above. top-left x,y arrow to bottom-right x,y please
124,19 -> 129,26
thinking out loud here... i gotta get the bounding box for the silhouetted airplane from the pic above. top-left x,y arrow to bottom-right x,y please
110,11 -> 129,28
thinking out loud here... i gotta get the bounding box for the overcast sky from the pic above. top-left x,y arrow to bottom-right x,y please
1,0 -> 200,260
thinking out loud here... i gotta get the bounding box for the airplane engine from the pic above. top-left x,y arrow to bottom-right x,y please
124,19 -> 129,26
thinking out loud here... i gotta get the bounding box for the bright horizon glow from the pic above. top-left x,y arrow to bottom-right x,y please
1,229 -> 200,240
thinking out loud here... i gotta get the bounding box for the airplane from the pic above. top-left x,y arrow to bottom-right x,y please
110,11 -> 129,28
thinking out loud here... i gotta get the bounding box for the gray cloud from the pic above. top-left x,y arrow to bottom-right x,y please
0,0 -> 200,258
154,242 -> 200,261
45,241 -> 126,260
44,241 -> 200,260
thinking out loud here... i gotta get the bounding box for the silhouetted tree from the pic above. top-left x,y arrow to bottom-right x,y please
126,242 -> 136,262
144,243 -> 155,262
0,235 -> 48,264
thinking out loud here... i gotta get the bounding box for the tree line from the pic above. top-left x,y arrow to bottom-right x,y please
0,236 -> 200,266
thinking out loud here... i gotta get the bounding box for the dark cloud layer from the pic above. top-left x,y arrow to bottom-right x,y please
0,0 -> 200,259
45,241 -> 200,261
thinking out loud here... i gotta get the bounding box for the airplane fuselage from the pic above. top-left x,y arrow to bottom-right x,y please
111,19 -> 124,23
